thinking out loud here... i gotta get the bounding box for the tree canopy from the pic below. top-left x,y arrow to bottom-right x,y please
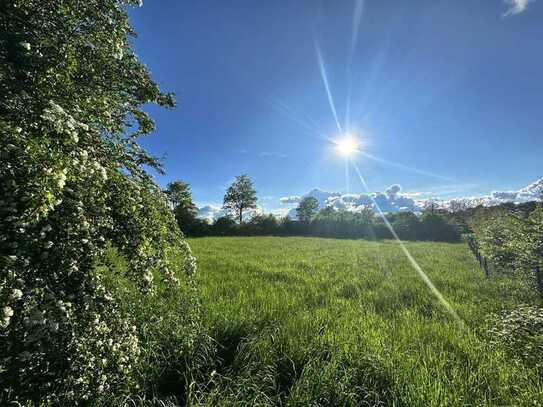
296,197 -> 319,223
165,180 -> 198,234
165,181 -> 195,209
223,175 -> 257,223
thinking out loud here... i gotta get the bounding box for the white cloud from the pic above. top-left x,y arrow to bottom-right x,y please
301,189 -> 342,207
424,177 -> 543,210
271,208 -> 292,218
196,204 -> 266,222
280,186 -> 420,219
196,204 -> 225,222
503,0 -> 534,16
385,184 -> 401,197
490,191 -> 518,200
280,195 -> 301,204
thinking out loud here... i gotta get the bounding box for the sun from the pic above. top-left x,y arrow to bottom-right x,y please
335,135 -> 361,157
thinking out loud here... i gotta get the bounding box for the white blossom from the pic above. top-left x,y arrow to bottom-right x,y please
3,306 -> 14,318
10,289 -> 23,301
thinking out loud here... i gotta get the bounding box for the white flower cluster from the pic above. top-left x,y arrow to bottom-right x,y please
487,304 -> 543,368
2,305 -> 14,328
181,240 -> 197,278
2,77 -> 196,405
63,313 -> 141,402
41,101 -> 86,145
0,117 -> 131,402
113,39 -> 125,60
1,269 -> 25,329
19,41 -> 31,51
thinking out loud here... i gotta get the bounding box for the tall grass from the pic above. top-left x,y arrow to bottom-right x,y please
188,237 -> 542,406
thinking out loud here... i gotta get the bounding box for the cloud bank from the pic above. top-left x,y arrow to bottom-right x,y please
430,177 -> 543,211
280,185 -> 420,220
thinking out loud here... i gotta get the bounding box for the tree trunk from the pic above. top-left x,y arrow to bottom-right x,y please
239,206 -> 243,223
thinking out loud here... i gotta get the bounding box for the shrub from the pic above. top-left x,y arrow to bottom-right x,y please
0,1 -> 198,404
471,205 -> 543,280
487,305 -> 543,370
471,209 -> 523,270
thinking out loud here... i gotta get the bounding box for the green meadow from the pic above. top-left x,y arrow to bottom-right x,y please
188,237 -> 542,406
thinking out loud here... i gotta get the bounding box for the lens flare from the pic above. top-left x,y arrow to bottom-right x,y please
315,43 -> 342,133
335,135 -> 361,157
350,159 -> 464,327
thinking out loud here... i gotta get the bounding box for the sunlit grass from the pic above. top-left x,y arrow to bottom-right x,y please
189,236 -> 542,406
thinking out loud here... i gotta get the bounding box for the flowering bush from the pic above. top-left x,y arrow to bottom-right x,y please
471,209 -> 524,270
0,1 -> 198,404
471,205 -> 543,294
486,305 -> 543,370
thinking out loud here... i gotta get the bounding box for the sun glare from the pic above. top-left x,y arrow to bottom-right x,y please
335,135 -> 361,157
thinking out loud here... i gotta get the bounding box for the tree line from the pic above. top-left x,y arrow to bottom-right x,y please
165,176 -> 462,242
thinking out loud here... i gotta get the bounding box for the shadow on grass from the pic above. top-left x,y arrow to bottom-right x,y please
198,320 -> 396,406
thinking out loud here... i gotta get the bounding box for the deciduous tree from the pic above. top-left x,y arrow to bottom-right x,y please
296,197 -> 319,223
165,181 -> 198,233
223,175 -> 257,223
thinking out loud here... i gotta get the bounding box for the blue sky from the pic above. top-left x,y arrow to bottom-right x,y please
130,0 -> 543,211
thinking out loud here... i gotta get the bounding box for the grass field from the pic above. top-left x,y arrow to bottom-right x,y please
188,236 -> 542,406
